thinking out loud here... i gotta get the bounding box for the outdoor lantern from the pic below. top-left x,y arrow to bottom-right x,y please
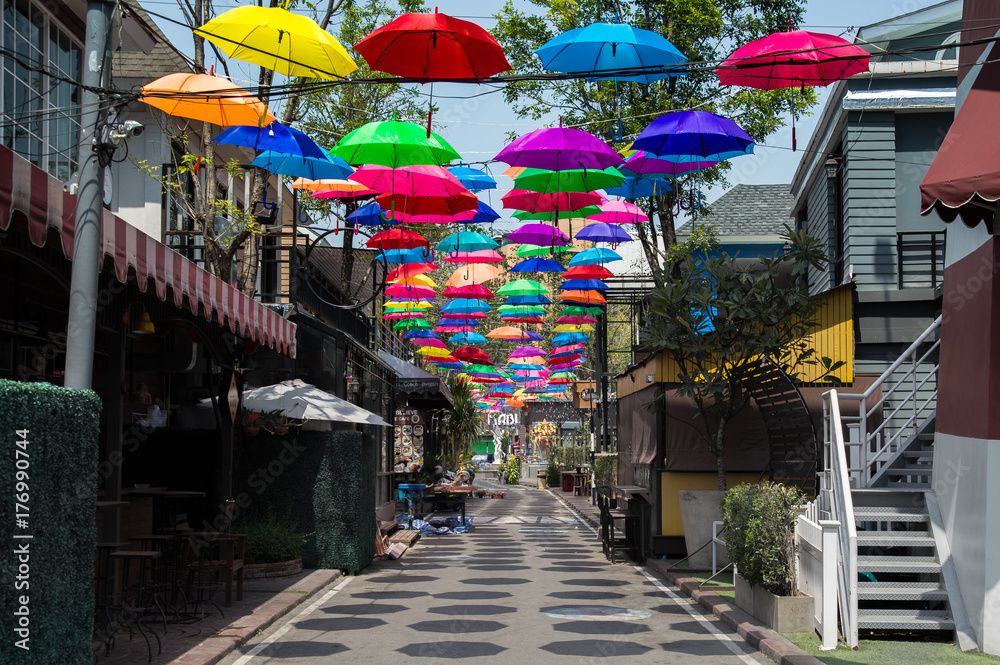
123,303 -> 156,335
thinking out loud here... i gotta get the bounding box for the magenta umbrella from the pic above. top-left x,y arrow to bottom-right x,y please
507,223 -> 571,247
438,250 -> 505,264
588,201 -> 648,225
715,30 -> 870,89
495,124 -> 623,171
385,284 -> 436,298
350,164 -> 467,197
502,189 -> 605,213
621,151 -> 718,179
509,346 -> 547,358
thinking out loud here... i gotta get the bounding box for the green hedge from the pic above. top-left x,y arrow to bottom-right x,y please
234,430 -> 375,574
0,380 -> 101,664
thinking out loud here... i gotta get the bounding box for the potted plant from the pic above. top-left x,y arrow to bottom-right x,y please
241,410 -> 262,436
722,481 -> 813,632
235,510 -> 310,579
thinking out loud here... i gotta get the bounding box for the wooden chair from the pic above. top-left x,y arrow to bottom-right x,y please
178,533 -> 246,613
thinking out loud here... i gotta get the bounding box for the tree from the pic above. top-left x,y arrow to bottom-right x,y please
492,0 -> 817,284
642,227 -> 840,490
439,377 -> 482,467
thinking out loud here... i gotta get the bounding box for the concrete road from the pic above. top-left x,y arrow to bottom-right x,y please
219,481 -> 766,664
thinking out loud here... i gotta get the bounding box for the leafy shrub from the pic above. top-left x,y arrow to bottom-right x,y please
593,454 -> 617,489
546,457 -> 560,487
235,510 -> 309,564
721,482 -> 804,596
505,458 -> 521,484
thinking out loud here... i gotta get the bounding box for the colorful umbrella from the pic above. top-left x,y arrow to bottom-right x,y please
436,231 -> 499,254
386,262 -> 437,281
506,223 -> 570,247
560,290 -> 607,304
553,324 -> 594,333
575,222 -> 633,244
604,176 -> 668,199
411,337 -> 447,349
452,346 -> 493,364
213,121 -> 326,157
510,257 -> 566,273
449,331 -> 489,344
509,346 -> 547,358
251,151 -> 353,180
400,201 -> 500,225
588,200 -> 648,225
138,73 -> 276,127
563,264 -> 615,279
502,189 -> 604,213
487,326 -> 538,340
348,202 -> 401,226
442,284 -> 495,299
560,305 -> 605,317
512,208 -> 600,221
448,166 -> 498,192
393,318 -> 432,330
385,284 -> 436,299
438,250 -> 505,264
497,279 -> 548,296
375,247 -> 433,263
561,278 -> 609,291
504,294 -> 552,306
535,22 -> 686,84
516,243 -> 573,258
441,299 -> 492,315
354,9 -> 510,80
366,228 -> 428,250
350,164 -> 467,197
376,191 -> 479,216
715,30 -> 870,89
569,247 -> 623,266
633,110 -> 755,163
194,6 -> 358,80
329,117 -> 461,167
297,179 -> 380,199
556,315 -> 598,324
513,167 -> 625,194
621,151 -> 717,179
444,264 -> 502,287
495,125 -> 623,171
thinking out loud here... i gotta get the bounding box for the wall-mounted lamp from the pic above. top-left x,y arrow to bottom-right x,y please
122,303 -> 156,336
824,158 -> 839,179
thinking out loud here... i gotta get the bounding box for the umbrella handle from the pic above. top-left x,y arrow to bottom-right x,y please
298,206 -> 310,223
260,188 -> 275,210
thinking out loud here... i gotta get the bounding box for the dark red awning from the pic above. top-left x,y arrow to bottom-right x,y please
921,55 -> 1000,230
0,145 -> 296,357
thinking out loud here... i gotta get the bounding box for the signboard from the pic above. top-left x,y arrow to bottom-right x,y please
399,378 -> 442,393
393,408 -> 424,473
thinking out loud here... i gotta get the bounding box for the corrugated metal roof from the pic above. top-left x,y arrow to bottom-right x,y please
113,2 -> 192,80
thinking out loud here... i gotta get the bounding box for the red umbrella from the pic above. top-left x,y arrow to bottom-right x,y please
452,346 -> 493,364
365,228 -> 428,250
377,191 -> 479,216
386,262 -> 438,281
442,284 -> 496,299
354,9 -> 510,80
502,189 -> 604,213
563,264 -> 615,279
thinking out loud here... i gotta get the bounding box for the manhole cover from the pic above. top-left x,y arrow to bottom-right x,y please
543,607 -> 652,621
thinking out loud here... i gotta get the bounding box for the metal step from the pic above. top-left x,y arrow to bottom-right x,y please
857,532 -> 935,547
885,467 -> 932,476
885,481 -> 932,489
858,609 -> 954,630
858,581 -> 948,601
902,450 -> 933,460
857,556 -> 941,573
854,506 -> 928,523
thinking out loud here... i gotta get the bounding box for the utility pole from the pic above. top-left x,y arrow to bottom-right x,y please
64,0 -> 115,389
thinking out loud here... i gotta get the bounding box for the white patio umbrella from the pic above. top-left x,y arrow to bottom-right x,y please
242,379 -> 390,427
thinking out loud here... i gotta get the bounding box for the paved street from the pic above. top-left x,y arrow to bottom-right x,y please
219,482 -> 766,665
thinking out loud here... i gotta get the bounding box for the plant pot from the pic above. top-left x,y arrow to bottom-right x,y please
243,426 -> 260,436
677,489 -> 728,570
243,558 -> 303,580
273,426 -> 289,435
734,573 -> 813,633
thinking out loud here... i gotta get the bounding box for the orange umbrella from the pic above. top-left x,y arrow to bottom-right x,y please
292,178 -> 368,192
487,326 -> 534,340
139,73 -> 276,127
506,398 -> 526,408
503,165 -> 527,178
444,264 -> 502,288
560,290 -> 607,304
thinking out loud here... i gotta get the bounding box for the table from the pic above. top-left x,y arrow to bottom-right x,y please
561,471 -> 591,496
425,486 -> 475,522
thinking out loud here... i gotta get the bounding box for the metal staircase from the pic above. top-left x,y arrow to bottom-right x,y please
816,316 -> 977,649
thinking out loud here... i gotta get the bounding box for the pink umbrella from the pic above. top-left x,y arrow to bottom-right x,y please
411,338 -> 448,349
350,164 -> 467,197
385,284 -> 436,298
621,151 -> 718,179
382,311 -> 426,319
435,325 -> 476,333
442,284 -> 496,299
502,189 -> 604,213
438,249 -> 505,264
509,346 -> 547,358
587,200 -> 648,225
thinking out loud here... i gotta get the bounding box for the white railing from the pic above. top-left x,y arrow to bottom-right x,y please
821,390 -> 859,648
796,502 -> 841,651
834,316 -> 941,488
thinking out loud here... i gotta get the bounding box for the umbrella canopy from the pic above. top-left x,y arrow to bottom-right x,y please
296,178 -> 379,199
506,223 -> 570,247
510,257 -> 566,273
195,6 -> 358,80
438,249 -> 505,264
348,201 -> 401,226
440,299 -> 491,315
575,222 -> 634,244
553,324 -> 594,333
495,126 -> 623,171
502,189 -> 604,213
563,264 -> 615,279
449,331 -> 489,344
452,346 -> 493,364
386,262 -> 437,281
497,279 -> 548,296
354,9 -> 510,79
329,118 -> 461,167
213,121 -> 326,158
402,329 -> 440,339
487,326 -> 540,340
633,110 -> 755,163
516,243 -> 573,258
442,284 -> 496,299
569,247 -> 623,266
588,200 -> 648,225
139,73 -> 276,127
436,231 -> 500,254
498,304 -> 545,315
509,346 -> 547,358
513,167 -> 625,194
376,191 -> 480,216
444,264 -> 502,287
385,284 -> 436,299
552,332 -> 591,345
512,208 -> 600,221
535,22 -> 686,84
400,201 -> 500,225
411,337 -> 447,349
251,151 -> 354,180
243,379 -> 389,426
560,290 -> 607,304
604,176 -> 669,199
350,164 -> 467,197
503,294 -> 551,306
366,228 -> 428,250
716,30 -> 870,89
448,166 -> 497,192
560,304 -> 604,317
375,247 -> 433,263
621,150 -> 718,179
561,279 -> 609,291
556,315 -> 598,324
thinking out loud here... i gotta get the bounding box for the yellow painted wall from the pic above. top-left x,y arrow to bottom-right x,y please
660,472 -> 760,536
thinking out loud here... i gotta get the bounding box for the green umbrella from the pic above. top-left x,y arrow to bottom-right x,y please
513,166 -> 625,193
329,116 -> 461,167
561,305 -> 605,316
513,207 -> 600,221
516,243 -> 574,257
393,317 -> 433,330
497,279 -> 549,296
498,304 -> 546,314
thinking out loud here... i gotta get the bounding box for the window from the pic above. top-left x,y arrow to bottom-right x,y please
1,0 -> 82,182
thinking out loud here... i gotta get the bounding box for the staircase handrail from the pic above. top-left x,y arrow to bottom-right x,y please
821,389 -> 859,648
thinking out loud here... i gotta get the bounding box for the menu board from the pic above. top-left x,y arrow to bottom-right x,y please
393,408 -> 424,473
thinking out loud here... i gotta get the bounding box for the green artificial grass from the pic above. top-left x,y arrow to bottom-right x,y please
785,632 -> 1000,665
685,569 -> 736,604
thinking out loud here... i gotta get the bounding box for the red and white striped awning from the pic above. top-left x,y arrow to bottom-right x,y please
0,145 -> 295,358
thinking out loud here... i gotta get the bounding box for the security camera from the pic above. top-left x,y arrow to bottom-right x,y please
106,120 -> 144,145
122,120 -> 144,137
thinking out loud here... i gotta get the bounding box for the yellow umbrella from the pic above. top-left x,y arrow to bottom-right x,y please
383,301 -> 433,310
392,274 -> 437,288
139,73 -> 276,127
417,346 -> 453,358
195,6 -> 358,80
553,324 -> 595,333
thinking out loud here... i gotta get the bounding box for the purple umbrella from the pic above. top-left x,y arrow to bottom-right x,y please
507,223 -> 571,247
621,150 -> 718,179
575,223 -> 634,244
495,125 -> 623,171
509,346 -> 547,358
633,110 -> 754,163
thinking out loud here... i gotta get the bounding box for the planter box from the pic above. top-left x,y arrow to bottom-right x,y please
243,558 -> 303,580
735,573 -> 813,633
677,489 -> 728,569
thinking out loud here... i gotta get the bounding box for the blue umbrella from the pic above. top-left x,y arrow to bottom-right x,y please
388,295 -> 437,303
465,201 -> 502,224
633,110 -> 755,163
441,299 -> 492,315
374,248 -> 433,263
448,166 -> 498,192
553,332 -> 590,345
437,231 -> 499,254
560,279 -> 609,291
504,295 -> 552,306
449,331 -> 488,345
535,23 -> 686,84
575,222 -> 634,244
348,202 -> 401,226
402,329 -> 440,340
510,257 -> 566,273
604,176 -> 668,199
213,122 -> 327,158
251,150 -> 353,180
431,361 -> 468,370
569,248 -> 623,266
439,318 -> 483,327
